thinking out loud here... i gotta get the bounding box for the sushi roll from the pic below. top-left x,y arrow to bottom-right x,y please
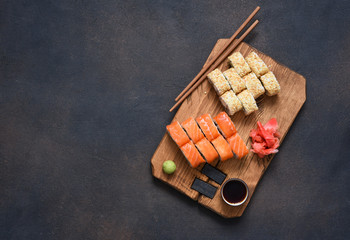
195,138 -> 219,164
227,133 -> 249,159
181,117 -> 204,144
196,114 -> 220,141
207,68 -> 231,96
228,52 -> 251,77
245,51 -> 269,78
260,71 -> 281,96
211,135 -> 234,161
219,90 -> 243,116
223,68 -> 246,94
237,90 -> 258,115
214,111 -> 237,138
180,141 -> 206,168
166,121 -> 190,147
243,72 -> 265,99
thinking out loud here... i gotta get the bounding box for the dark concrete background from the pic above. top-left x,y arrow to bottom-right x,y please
0,0 -> 349,239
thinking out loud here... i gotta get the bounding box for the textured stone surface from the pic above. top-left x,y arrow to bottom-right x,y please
0,0 -> 349,239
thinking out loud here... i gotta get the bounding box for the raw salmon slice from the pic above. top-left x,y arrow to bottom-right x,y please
196,114 -> 220,141
195,138 -> 218,164
181,117 -> 205,144
214,111 -> 237,138
227,133 -> 249,159
166,121 -> 190,147
211,135 -> 234,161
180,141 -> 206,168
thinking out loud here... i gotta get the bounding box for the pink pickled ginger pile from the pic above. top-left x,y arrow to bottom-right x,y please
250,118 -> 280,158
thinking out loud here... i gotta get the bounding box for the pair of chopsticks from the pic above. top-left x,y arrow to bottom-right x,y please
170,6 -> 260,112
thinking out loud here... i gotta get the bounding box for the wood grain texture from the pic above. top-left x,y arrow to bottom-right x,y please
151,39 -> 306,217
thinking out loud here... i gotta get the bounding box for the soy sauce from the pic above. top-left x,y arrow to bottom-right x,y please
222,180 -> 247,204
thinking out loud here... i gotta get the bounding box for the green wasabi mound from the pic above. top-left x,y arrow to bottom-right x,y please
162,160 -> 176,174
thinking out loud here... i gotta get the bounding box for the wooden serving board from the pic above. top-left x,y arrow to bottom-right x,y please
151,39 -> 306,218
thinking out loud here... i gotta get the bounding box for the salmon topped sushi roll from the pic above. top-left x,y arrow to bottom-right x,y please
227,133 -> 249,159
211,135 -> 234,161
195,138 -> 218,164
166,121 -> 190,147
196,114 -> 220,141
181,117 -> 204,144
180,141 -> 206,168
214,112 -> 237,138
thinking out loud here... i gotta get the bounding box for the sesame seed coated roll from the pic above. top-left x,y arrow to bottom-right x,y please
223,68 -> 246,94
228,52 -> 251,77
237,90 -> 258,115
260,71 -> 280,96
219,90 -> 243,115
243,72 -> 265,98
207,68 -> 231,96
245,51 -> 269,78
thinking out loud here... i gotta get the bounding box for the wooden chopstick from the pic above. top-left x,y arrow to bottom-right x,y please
174,6 -> 260,102
169,19 -> 259,112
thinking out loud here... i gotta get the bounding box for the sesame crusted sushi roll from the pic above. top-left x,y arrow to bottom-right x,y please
207,68 -> 231,96
245,51 -> 269,77
237,90 -> 258,115
228,52 -> 251,77
219,90 -> 243,116
260,71 -> 281,96
223,68 -> 246,94
243,72 -> 265,98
